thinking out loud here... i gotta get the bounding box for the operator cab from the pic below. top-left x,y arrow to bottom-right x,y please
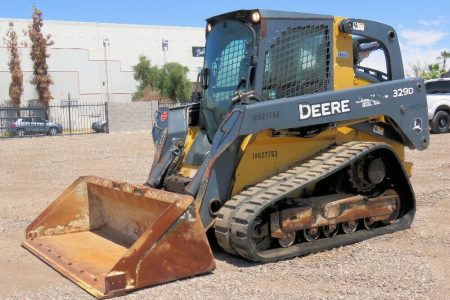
200,9 -> 334,141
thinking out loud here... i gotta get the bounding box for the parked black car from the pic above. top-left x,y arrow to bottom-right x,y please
92,120 -> 108,133
9,117 -> 63,137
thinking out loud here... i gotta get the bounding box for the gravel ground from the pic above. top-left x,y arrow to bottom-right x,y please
0,132 -> 448,299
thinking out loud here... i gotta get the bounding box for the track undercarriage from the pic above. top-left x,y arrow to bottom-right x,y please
215,142 -> 415,262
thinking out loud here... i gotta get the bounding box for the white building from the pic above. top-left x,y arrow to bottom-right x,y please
0,19 -> 205,103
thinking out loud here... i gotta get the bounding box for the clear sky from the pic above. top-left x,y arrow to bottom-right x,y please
1,0 -> 449,74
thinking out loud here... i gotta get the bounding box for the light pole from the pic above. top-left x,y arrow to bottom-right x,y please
162,39 -> 169,65
103,38 -> 110,102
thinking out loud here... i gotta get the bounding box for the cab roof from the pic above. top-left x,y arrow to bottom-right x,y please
206,9 -> 334,23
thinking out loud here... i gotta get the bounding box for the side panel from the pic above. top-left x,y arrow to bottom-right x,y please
231,127 -> 412,198
238,79 -> 429,151
231,130 -> 337,196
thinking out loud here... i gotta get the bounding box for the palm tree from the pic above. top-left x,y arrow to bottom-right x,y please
440,50 -> 450,71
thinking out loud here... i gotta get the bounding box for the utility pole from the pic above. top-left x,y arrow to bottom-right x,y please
103,38 -> 111,102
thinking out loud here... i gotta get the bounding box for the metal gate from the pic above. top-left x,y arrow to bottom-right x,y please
0,102 -> 108,139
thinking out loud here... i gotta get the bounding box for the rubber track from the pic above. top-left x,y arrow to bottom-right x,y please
214,141 -> 412,262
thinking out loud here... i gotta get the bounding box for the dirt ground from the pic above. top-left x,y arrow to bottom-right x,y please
0,132 -> 449,299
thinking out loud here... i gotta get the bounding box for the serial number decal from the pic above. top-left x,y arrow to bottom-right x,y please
352,22 -> 365,31
393,87 -> 414,98
252,151 -> 278,159
407,103 -> 427,111
252,111 -> 280,122
337,51 -> 350,58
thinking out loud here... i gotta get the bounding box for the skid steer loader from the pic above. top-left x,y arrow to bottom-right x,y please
24,9 -> 429,298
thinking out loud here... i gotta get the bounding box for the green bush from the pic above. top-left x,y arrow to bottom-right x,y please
132,55 -> 191,101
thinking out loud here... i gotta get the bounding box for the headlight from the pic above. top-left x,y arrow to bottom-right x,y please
206,23 -> 212,33
250,11 -> 261,24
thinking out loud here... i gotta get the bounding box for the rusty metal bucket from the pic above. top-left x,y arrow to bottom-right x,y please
23,176 -> 215,299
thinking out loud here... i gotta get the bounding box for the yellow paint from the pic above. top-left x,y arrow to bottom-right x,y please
240,134 -> 255,153
232,127 -> 411,196
333,16 -> 375,90
178,126 -> 200,179
333,16 -> 354,91
353,76 -> 372,87
182,126 -> 199,156
179,165 -> 199,178
231,129 -> 340,196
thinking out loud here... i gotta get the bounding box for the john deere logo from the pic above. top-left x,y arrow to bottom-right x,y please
298,100 -> 351,120
412,117 -> 423,133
